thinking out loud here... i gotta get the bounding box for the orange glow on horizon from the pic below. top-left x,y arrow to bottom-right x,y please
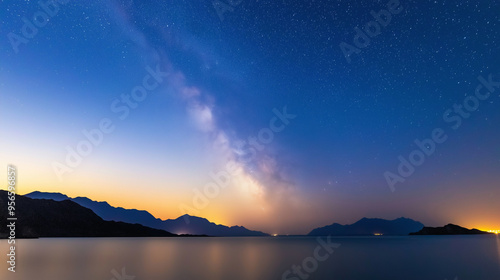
5,170 -> 500,236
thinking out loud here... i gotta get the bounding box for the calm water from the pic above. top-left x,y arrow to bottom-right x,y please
1,235 -> 499,280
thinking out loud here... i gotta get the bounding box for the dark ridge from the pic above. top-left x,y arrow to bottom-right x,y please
0,190 -> 176,238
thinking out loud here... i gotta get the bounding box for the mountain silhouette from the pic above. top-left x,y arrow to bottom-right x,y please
162,214 -> 268,236
308,217 -> 424,236
0,190 -> 176,238
25,191 -> 269,236
25,191 -> 70,201
410,224 -> 493,235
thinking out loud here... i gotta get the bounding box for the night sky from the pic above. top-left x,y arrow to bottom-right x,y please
1,0 -> 499,234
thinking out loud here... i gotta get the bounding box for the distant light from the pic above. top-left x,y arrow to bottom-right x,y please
374,233 -> 383,236
487,230 -> 500,234
273,234 -> 278,237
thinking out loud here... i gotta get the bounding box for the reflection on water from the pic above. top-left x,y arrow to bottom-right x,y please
1,235 -> 499,280
496,234 -> 500,272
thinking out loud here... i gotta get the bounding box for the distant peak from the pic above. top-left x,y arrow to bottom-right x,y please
26,190 -> 66,196
73,196 -> 90,200
26,191 -> 41,195
24,191 -> 70,201
177,214 -> 206,221
179,214 -> 195,218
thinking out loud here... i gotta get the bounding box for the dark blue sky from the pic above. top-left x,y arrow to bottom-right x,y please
1,0 -> 499,233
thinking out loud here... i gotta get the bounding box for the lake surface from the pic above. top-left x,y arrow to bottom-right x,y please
1,235 -> 499,280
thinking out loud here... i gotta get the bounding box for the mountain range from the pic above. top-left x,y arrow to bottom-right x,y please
0,190 -> 176,238
308,217 -> 424,236
25,191 -> 269,237
11,191 -> 488,237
